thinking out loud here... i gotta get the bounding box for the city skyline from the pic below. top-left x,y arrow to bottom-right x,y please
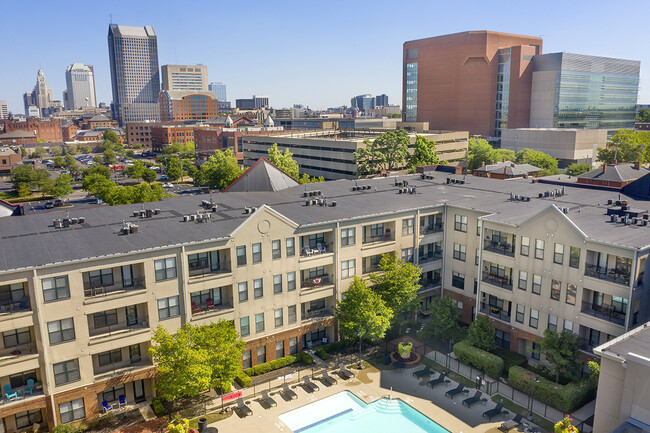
0,0 -> 649,115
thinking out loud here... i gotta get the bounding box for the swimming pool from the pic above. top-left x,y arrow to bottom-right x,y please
279,391 -> 450,433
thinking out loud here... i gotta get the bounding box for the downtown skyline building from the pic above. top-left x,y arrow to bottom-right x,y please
161,64 -> 208,92
107,24 -> 160,126
23,69 -> 55,117
64,63 -> 97,111
209,82 -> 227,101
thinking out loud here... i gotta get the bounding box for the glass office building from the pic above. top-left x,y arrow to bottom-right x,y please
405,61 -> 418,122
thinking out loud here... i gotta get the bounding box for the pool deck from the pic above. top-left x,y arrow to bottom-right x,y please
209,364 -> 524,433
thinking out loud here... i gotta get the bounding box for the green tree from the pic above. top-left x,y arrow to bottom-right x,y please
636,108 -> 650,123
103,129 -> 120,145
142,168 -> 157,183
31,168 -> 51,194
93,155 -> 104,165
19,147 -> 27,158
421,294 -> 461,341
298,173 -> 325,183
46,174 -> 73,198
37,138 -> 45,144
193,321 -> 245,393
103,149 -> 117,165
53,156 -> 65,168
165,157 -> 182,182
335,276 -> 393,342
82,173 -> 114,197
10,165 -> 37,194
66,144 -> 78,155
267,143 -> 299,179
515,148 -> 560,176
80,145 -> 92,154
31,146 -> 45,159
83,163 -> 111,179
369,252 -> 421,330
354,130 -> 410,175
467,138 -> 515,171
565,163 -> 592,176
50,146 -> 62,157
194,149 -> 243,189
353,139 -> 386,175
131,142 -> 143,149
467,315 -> 496,352
64,154 -> 76,168
533,329 -> 582,383
68,161 -> 82,177
409,135 -> 440,170
125,161 -> 145,180
597,129 -> 650,163
125,149 -> 135,158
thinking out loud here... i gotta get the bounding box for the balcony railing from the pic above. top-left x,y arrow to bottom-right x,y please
420,278 -> 442,290
584,264 -> 630,285
0,342 -> 37,362
301,275 -> 332,289
581,300 -> 626,326
419,251 -> 443,264
483,241 -> 515,257
362,232 -> 395,244
482,273 -> 513,291
94,356 -> 153,376
191,302 -> 233,316
300,243 -> 332,257
84,277 -> 146,298
420,223 -> 443,235
88,321 -> 149,338
362,263 -> 382,274
188,260 -> 232,277
0,296 -> 31,315
0,381 -> 43,407
480,303 -> 511,323
302,307 -> 333,322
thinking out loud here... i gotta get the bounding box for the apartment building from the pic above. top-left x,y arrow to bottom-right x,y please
1,172 -> 649,430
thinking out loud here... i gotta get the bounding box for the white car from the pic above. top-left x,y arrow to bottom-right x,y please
163,183 -> 174,188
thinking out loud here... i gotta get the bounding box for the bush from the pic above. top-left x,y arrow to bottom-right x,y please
244,354 -> 300,376
315,347 -> 332,360
492,347 -> 527,372
299,351 -> 314,364
151,397 -> 166,417
509,366 -> 597,413
234,371 -> 252,388
453,340 -> 504,379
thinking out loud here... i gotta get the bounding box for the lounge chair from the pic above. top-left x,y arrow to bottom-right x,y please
317,243 -> 327,254
427,372 -> 450,388
304,245 -> 314,256
413,365 -> 432,378
102,401 -> 113,413
23,379 -> 35,396
303,376 -> 320,392
446,383 -> 469,399
462,390 -> 485,408
281,382 -> 298,400
236,398 -> 253,416
483,402 -> 509,421
500,414 -> 527,432
338,363 -> 355,379
321,369 -> 338,385
118,395 -> 127,407
260,390 -> 277,407
4,384 -> 17,401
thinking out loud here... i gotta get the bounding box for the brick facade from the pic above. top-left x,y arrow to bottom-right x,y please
4,118 -> 63,143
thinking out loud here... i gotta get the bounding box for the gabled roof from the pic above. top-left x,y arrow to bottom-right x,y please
579,164 -> 649,183
223,158 -> 299,193
475,161 -> 541,175
0,130 -> 36,139
88,114 -> 111,122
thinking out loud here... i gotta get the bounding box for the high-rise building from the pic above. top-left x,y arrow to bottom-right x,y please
402,31 -> 543,138
375,94 -> 389,107
209,82 -> 227,101
65,63 -> 97,110
236,99 -> 255,110
23,69 -> 55,117
159,90 -> 220,122
161,65 -> 208,92
107,24 -> 160,126
0,100 -> 8,119
350,94 -> 375,111
529,53 -> 640,134
253,95 -> 269,109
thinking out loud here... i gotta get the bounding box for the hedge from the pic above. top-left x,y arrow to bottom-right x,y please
151,397 -> 166,417
245,354 -> 300,376
300,351 -> 314,364
234,371 -> 252,388
315,347 -> 332,360
453,340 -> 504,379
509,366 -> 597,413
492,347 -> 527,372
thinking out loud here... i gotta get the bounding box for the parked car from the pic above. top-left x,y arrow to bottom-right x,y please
45,202 -> 54,209
160,175 -> 168,180
54,199 -> 63,207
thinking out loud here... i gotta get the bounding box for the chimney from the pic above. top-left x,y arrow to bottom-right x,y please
602,164 -> 608,174
634,161 -> 641,170
502,157 -> 507,162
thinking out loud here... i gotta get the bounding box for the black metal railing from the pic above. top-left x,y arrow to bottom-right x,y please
300,243 -> 332,257
94,356 -> 153,376
83,277 -> 146,298
302,308 -> 333,321
301,275 -> 332,289
362,232 -> 395,244
419,251 -> 443,264
584,264 -> 630,285
480,303 -> 511,323
482,273 -> 513,290
191,302 -> 233,316
362,263 -> 382,274
420,223 -> 443,235
0,297 -> 31,315
88,320 -> 149,338
483,241 -> 515,257
188,260 -> 232,277
581,300 -> 626,326
0,381 -> 43,406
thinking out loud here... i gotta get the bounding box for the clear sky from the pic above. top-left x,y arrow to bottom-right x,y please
1,0 -> 648,114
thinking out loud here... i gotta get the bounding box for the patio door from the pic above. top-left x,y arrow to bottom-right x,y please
126,306 -> 138,326
132,380 -> 145,403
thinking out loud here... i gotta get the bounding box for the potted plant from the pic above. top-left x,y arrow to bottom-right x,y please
168,412 -> 191,433
554,415 -> 578,433
398,341 -> 413,359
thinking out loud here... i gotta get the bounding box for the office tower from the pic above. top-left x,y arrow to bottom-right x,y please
159,90 -> 220,122
0,100 -> 7,119
530,53 -> 640,133
375,94 -> 389,107
161,64 -> 208,91
402,31 -> 542,137
65,63 -> 97,110
236,99 -> 255,110
107,24 -> 160,126
23,69 -> 55,117
350,94 -> 375,111
253,95 -> 269,109
209,82 -> 227,101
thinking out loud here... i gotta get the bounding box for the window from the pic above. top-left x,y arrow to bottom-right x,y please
101,385 -> 125,404
287,272 -> 296,291
535,239 -> 545,260
369,223 -> 384,239
42,276 -> 70,302
276,341 -> 285,359
273,275 -> 282,294
564,319 -> 574,333
254,279 -> 263,298
236,246 -> 247,266
157,296 -> 180,320
289,337 -> 298,355
191,288 -> 222,307
475,249 -> 480,265
531,342 -> 540,360
98,349 -> 122,367
612,296 -> 628,314
341,228 -> 355,246
452,272 -> 465,290
286,237 -> 295,256
520,236 -> 530,256
548,315 -> 558,331
341,259 -> 355,278
15,410 -> 43,430
48,318 -> 75,344
550,280 -> 561,301
154,257 -> 176,281
518,271 -> 528,291
454,214 -> 467,232
2,327 -> 31,347
569,247 -> 581,268
93,310 -> 118,329
495,329 -> 510,350
240,317 -> 250,336
242,350 -> 251,369
53,359 -> 81,385
238,282 -> 248,302
255,313 -> 264,332
274,308 -> 283,327
529,309 -> 539,328
453,243 -> 466,261
554,243 -> 564,264
401,248 -> 414,263
288,305 -> 297,324
532,274 -> 542,295
272,240 -> 281,259
515,304 -> 525,323
257,346 -> 266,364
252,243 -> 262,263
566,283 -> 577,305
402,218 -> 414,235
88,268 -> 114,287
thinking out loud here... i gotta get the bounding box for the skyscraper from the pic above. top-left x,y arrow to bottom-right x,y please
23,69 -> 55,117
253,95 -> 269,109
350,94 -> 375,111
161,65 -> 208,91
65,63 -> 97,110
0,100 -> 8,119
107,24 -> 160,126
209,82 -> 227,101
375,94 -> 389,107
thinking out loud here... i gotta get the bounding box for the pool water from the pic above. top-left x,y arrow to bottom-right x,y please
279,391 -> 450,433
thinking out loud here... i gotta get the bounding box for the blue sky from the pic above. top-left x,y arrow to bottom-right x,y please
1,0 -> 648,114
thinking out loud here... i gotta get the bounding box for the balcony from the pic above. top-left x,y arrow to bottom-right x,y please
191,302 -> 234,317
88,321 -> 149,343
420,223 -> 443,236
300,242 -> 332,257
0,297 -> 30,316
302,307 -> 334,323
362,262 -> 381,274
363,232 -> 395,245
0,380 -> 44,408
188,259 -> 231,278
581,300 -> 626,326
483,240 -> 515,257
301,274 -> 332,290
419,251 -> 443,264
94,356 -> 153,379
0,342 -> 37,368
84,277 -> 146,298
480,303 -> 511,323
584,264 -> 630,286
482,273 -> 513,291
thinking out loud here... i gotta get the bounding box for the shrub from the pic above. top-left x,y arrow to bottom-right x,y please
234,371 -> 252,388
492,347 -> 527,372
299,351 -> 314,364
152,397 -> 166,417
315,347 -> 332,360
509,366 -> 597,413
244,354 -> 299,376
453,340 -> 504,379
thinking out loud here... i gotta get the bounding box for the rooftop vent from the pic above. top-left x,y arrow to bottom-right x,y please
54,216 -> 86,229
122,221 -> 139,235
243,207 -> 258,214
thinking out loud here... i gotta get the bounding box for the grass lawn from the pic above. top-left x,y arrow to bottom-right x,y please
490,395 -> 555,432
188,410 -> 232,428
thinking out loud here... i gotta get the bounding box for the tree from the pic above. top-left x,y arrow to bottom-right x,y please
93,155 -> 104,165
515,148 -> 560,176
467,315 -> 496,352
83,163 -> 111,179
125,150 -> 135,158
353,130 -> 410,175
103,149 -> 117,165
68,162 -> 82,177
31,146 -> 45,159
142,168 -> 157,183
335,276 -> 393,342
564,163 -> 592,176
637,108 -> 650,123
369,252 -> 421,330
64,154 -> 76,168
533,329 -> 582,383
103,129 -> 120,145
19,147 -> 27,158
50,146 -> 62,157
125,161 -> 145,180
268,143 -> 299,179
46,174 -> 73,198
193,321 -> 245,393
408,135 -> 439,170
66,144 -> 78,155
80,145 -> 92,154
299,173 -> 325,183
467,137 -> 515,171
597,129 -> 650,164
165,157 -> 182,182
421,294 -> 461,341
53,156 -> 65,168
354,140 -> 385,175
194,149 -> 243,189
10,165 -> 37,195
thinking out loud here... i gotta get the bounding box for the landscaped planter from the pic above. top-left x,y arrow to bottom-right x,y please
390,350 -> 421,367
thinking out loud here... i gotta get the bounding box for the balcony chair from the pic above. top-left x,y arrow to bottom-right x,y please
118,395 -> 127,407
4,384 -> 18,401
23,379 -> 34,396
206,298 -> 215,309
191,302 -> 200,313
304,245 -> 314,256
317,243 -> 327,254
102,401 -> 113,412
